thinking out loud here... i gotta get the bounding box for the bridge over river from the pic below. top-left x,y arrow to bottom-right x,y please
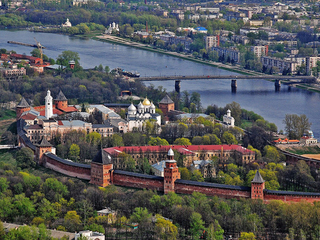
137,75 -> 318,92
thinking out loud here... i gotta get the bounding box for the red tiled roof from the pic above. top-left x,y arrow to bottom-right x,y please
61,106 -> 78,113
58,121 -> 63,126
21,113 -> 37,120
104,145 -> 254,156
28,124 -> 43,130
38,108 -> 64,116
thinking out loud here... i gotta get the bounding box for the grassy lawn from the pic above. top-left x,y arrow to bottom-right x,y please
240,120 -> 253,129
0,109 -> 16,120
287,146 -> 320,155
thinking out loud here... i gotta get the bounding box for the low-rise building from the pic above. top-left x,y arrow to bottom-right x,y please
191,160 -> 216,179
75,230 -> 105,240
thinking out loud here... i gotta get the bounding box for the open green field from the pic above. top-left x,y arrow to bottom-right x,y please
286,146 -> 320,155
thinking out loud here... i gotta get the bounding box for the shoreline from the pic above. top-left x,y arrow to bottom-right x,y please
95,35 -> 320,93
95,34 -> 259,76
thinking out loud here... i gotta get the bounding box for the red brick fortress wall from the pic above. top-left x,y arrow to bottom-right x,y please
113,170 -> 164,192
44,153 -> 91,180
175,179 -> 251,199
264,190 -> 320,203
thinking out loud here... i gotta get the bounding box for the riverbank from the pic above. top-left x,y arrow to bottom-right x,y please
95,34 -> 261,76
95,34 -> 320,92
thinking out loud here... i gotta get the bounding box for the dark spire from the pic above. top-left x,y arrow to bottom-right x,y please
92,149 -> 113,165
251,170 -> 265,183
55,90 -> 67,101
17,97 -> 30,108
159,94 -> 174,104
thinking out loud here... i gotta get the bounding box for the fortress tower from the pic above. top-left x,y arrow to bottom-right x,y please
45,90 -> 53,119
251,170 -> 265,200
35,137 -> 53,165
164,148 -> 180,194
159,94 -> 174,117
16,97 -> 31,119
54,90 -> 68,111
90,150 -> 113,187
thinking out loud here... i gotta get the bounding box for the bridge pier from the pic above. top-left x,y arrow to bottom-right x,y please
175,80 -> 181,93
275,79 -> 281,91
231,79 -> 237,93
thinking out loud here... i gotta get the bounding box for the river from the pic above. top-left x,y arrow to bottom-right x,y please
1,30 -> 320,139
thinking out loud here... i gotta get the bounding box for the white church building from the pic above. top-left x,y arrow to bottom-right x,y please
223,109 -> 235,127
126,97 -> 161,131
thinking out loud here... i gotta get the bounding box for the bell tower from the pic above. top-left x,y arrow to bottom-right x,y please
45,90 -> 53,119
164,148 -> 180,194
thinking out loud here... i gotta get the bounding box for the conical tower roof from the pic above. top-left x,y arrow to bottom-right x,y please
17,97 -> 30,108
92,149 -> 113,165
35,137 -> 52,147
252,170 -> 265,183
55,90 -> 67,101
160,94 -> 174,104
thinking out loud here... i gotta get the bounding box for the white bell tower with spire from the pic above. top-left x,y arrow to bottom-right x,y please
45,90 -> 53,119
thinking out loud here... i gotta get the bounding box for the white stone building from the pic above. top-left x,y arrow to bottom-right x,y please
61,18 -> 72,28
223,109 -> 235,127
105,22 -> 119,34
126,98 -> 161,132
75,230 -> 105,240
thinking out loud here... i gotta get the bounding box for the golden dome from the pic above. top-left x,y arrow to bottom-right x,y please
142,97 -> 151,106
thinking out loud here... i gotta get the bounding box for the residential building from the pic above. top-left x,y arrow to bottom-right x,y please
261,56 -> 298,74
212,47 -> 240,63
250,45 -> 268,58
191,160 -> 216,179
205,35 -> 220,50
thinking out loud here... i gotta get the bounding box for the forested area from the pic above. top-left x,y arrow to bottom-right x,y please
1,152 -> 320,239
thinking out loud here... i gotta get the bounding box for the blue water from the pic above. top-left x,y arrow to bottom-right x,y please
1,30 -> 320,138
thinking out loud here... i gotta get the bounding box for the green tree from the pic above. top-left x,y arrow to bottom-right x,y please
56,50 -> 80,68
222,132 -> 237,145
64,211 -> 82,232
189,212 -> 205,239
38,223 -> 51,240
283,114 -> 312,139
173,137 -> 192,145
206,220 -> 224,240
0,177 -> 9,194
239,232 -> 256,240
0,221 -> 5,240
263,145 -> 280,162
148,137 -> 169,146
191,170 -> 204,182
112,134 -> 124,146
155,216 -> 178,240
16,148 -> 36,169
42,178 -> 69,199
69,143 -> 80,161
179,167 -> 191,180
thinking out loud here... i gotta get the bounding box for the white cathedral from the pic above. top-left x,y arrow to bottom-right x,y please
127,97 -> 161,131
